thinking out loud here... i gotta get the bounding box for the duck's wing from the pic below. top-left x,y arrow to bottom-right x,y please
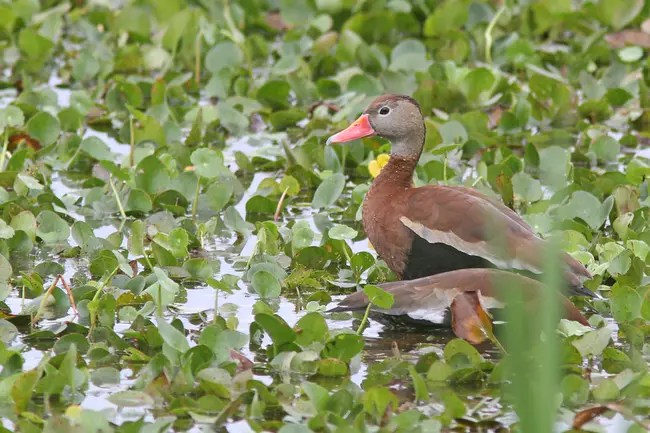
328,269 -> 589,343
400,186 -> 591,280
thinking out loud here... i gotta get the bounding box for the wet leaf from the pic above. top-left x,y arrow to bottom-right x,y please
363,285 -> 394,309
312,173 -> 345,209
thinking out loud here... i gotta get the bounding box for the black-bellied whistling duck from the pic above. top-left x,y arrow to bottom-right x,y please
327,94 -> 595,298
329,268 -> 589,344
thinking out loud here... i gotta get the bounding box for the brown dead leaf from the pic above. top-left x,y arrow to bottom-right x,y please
605,31 -> 650,48
573,406 -> 608,429
450,292 -> 493,345
229,349 -> 254,372
487,106 -> 503,129
265,12 -> 291,31
8,132 -> 41,151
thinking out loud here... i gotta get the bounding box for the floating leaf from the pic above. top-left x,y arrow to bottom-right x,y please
312,173 -> 345,209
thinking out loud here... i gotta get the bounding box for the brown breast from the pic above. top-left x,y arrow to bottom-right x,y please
362,183 -> 413,278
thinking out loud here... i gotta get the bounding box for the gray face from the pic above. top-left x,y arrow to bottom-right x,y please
363,95 -> 426,158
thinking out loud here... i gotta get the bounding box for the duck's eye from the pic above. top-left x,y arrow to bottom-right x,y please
379,106 -> 391,116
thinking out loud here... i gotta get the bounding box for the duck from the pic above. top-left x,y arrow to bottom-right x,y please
327,94 -> 595,298
328,268 -> 590,345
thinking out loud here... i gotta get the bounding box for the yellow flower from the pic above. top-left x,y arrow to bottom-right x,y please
368,153 -> 390,178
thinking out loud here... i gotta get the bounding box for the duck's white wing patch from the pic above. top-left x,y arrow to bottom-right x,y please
478,293 -> 505,310
407,309 -> 448,324
399,216 -> 541,274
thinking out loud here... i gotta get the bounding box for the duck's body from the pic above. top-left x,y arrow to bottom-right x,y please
328,94 -> 594,298
363,157 -> 494,280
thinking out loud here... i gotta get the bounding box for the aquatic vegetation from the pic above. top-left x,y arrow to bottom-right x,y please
0,0 -> 649,431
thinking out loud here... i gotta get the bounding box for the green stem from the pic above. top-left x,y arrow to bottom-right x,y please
213,288 -> 219,324
245,240 -> 259,271
356,302 -> 373,335
244,43 -> 254,85
157,283 -> 162,318
487,330 -> 508,355
143,252 -> 154,271
109,175 -> 127,220
32,275 -> 61,325
65,139 -> 84,171
485,6 -> 506,64
443,155 -> 448,185
195,32 -> 202,84
192,174 -> 201,218
340,240 -> 352,265
89,266 -> 120,337
0,130 -> 9,172
129,116 -> 135,168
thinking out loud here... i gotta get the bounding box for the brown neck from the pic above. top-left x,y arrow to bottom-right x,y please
369,154 -> 419,193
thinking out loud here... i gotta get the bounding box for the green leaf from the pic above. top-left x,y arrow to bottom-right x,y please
36,210 -> 70,243
91,367 -> 121,386
590,136 -> 621,162
126,189 -> 153,213
205,41 -> 243,73
0,106 -> 24,132
224,206 -> 254,234
317,358 -> 348,376
438,121 -> 468,144
389,39 -> 430,72
409,365 -> 429,401
156,317 -> 190,353
423,0 -> 469,36
312,173 -> 345,209
168,228 -> 189,258
0,220 -> 15,240
206,180 -> 234,211
443,339 -> 483,367
554,191 -> 613,230
597,0 -> 644,29
190,149 -> 226,179
251,270 -> 282,299
611,286 -> 642,323
107,390 -> 154,407
294,312 -> 328,347
10,211 -> 36,241
26,112 -> 60,146
362,386 -> 398,424
321,333 -> 365,361
572,327 -> 612,357
561,374 -> 589,407
128,220 -> 146,257
363,285 -> 395,309
302,382 -> 330,411
0,254 -> 12,282
80,136 -> 113,161
328,224 -> 357,241
254,313 -> 297,346
512,172 -> 542,202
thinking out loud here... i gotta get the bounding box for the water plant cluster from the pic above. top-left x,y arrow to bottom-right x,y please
1,0 -> 650,431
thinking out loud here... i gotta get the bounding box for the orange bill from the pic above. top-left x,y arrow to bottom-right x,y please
326,114 -> 375,144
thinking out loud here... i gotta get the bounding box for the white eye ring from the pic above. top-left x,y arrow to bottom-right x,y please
379,106 -> 391,116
